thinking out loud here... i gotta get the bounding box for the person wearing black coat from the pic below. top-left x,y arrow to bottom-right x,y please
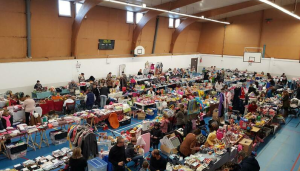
248,84 -> 256,94
80,133 -> 98,160
150,123 -> 162,149
240,156 -> 260,171
296,84 -> 300,100
92,84 -> 100,107
125,138 -> 144,168
109,137 -> 131,171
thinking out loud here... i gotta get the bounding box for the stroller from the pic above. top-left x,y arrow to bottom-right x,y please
288,98 -> 300,117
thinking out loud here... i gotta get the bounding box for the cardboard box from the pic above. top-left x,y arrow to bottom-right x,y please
239,138 -> 253,156
212,109 -> 219,121
137,112 -> 146,120
160,144 -> 178,155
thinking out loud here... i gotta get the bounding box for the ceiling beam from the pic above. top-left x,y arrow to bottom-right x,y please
71,0 -> 103,57
170,1 -> 262,53
131,0 -> 202,53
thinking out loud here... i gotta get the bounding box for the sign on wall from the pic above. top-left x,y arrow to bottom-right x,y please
98,39 -> 115,50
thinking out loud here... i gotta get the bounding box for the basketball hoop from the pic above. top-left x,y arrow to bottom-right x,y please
248,60 -> 253,66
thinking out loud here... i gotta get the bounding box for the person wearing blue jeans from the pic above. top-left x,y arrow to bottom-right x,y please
125,138 -> 144,169
100,95 -> 107,109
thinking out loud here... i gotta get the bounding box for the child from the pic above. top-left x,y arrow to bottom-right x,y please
1,109 -> 13,129
139,161 -> 149,171
160,114 -> 170,134
150,123 -> 162,149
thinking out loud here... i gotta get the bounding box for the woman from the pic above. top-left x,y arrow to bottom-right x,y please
176,104 -> 186,129
267,87 -> 276,98
10,95 -> 19,106
22,95 -> 35,125
267,73 -> 272,80
150,123 -> 162,149
179,129 -> 201,157
160,114 -> 170,134
248,101 -> 258,113
282,90 -> 290,117
69,148 -> 87,171
138,69 -> 143,75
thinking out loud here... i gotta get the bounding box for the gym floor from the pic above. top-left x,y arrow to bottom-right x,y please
1,116 -> 300,171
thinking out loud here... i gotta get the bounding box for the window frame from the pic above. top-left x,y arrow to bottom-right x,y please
75,3 -> 83,16
169,18 -> 174,28
126,11 -> 134,24
175,18 -> 180,28
136,12 -> 143,24
58,0 -> 72,17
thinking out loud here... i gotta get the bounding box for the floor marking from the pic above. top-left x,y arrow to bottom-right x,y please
291,153 -> 300,171
116,121 -> 143,132
263,135 -> 289,171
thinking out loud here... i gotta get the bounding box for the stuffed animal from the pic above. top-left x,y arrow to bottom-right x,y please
205,131 -> 217,147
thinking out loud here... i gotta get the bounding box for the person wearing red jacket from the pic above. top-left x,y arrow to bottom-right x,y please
248,101 -> 258,113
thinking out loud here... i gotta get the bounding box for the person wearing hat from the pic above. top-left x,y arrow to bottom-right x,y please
150,123 -> 162,149
34,80 -> 43,91
69,80 -> 78,95
78,73 -> 85,82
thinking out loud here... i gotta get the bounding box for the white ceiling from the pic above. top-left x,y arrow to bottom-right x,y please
75,0 -> 300,21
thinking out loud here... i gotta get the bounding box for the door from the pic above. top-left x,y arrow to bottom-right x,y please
191,58 -> 198,72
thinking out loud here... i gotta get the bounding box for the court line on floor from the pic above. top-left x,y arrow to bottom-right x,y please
291,153 -> 300,171
262,135 -> 289,171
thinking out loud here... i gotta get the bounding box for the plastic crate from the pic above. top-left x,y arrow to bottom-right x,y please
88,157 -> 108,171
50,133 -> 68,145
119,118 -> 131,126
8,150 -> 27,160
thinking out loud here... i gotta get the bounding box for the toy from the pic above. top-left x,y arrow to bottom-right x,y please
205,131 -> 217,147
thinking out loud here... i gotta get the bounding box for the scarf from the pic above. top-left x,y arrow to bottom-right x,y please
2,115 -> 11,127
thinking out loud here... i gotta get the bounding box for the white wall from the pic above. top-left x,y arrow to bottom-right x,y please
1,53 -> 299,96
198,54 -> 300,79
0,54 -> 199,95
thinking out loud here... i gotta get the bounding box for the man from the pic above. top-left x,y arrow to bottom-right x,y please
125,138 -> 144,168
69,80 -> 78,95
100,84 -> 109,108
122,71 -> 127,83
85,89 -> 95,110
150,149 -> 166,171
107,72 -> 113,89
78,73 -> 85,82
92,84 -> 100,107
248,84 -> 256,94
148,87 -> 156,96
109,137 -> 131,171
34,80 -> 43,91
63,96 -> 74,114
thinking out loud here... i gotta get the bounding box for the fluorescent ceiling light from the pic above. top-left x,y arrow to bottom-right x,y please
259,0 -> 300,20
105,0 -> 230,24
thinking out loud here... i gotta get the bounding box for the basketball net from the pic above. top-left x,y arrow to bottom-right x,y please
248,60 -> 253,66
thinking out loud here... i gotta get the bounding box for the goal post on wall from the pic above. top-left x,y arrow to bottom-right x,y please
244,47 -> 263,66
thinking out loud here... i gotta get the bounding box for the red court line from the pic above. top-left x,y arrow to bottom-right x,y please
291,153 -> 300,171
21,156 -> 29,160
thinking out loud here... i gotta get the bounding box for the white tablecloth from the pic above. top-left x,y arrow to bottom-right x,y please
7,106 -> 43,122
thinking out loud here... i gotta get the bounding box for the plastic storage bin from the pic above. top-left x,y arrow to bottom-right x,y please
146,108 -> 157,119
88,157 -> 108,171
9,150 -> 27,160
50,130 -> 68,145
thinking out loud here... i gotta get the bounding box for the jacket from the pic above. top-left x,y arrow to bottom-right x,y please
282,95 -> 289,108
150,156 -> 166,171
179,133 -> 196,157
297,87 -> 300,99
240,156 -> 260,171
150,128 -> 162,144
108,145 -> 126,169
100,87 -> 110,97
215,82 -> 223,92
160,119 -> 169,133
248,104 -> 258,113
176,110 -> 185,125
81,133 -> 98,159
85,92 -> 95,106
23,99 -> 36,113
92,88 -> 100,99
125,143 -> 137,158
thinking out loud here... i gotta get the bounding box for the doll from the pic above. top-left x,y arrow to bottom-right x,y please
205,131 -> 217,147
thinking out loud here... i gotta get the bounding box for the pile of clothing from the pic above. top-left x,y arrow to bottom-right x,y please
68,125 -> 98,159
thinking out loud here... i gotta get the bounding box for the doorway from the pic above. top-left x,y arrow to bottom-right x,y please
191,58 -> 198,72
